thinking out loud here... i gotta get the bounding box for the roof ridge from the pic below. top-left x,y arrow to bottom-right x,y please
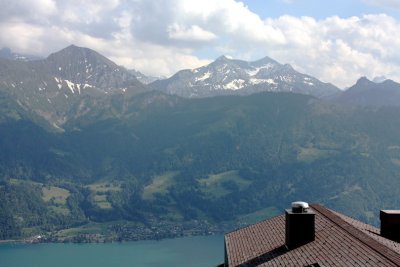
311,203 -> 400,266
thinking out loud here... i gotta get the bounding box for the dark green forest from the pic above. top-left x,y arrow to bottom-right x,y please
1,91 -> 400,240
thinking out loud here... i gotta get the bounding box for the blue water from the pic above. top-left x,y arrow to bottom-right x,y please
0,235 -> 224,267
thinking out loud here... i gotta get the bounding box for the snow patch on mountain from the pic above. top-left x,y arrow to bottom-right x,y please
150,55 -> 340,98
223,79 -> 245,90
195,71 -> 212,82
278,76 -> 294,83
65,80 -> 76,93
54,76 -> 94,94
245,64 -> 275,76
303,81 -> 314,86
250,78 -> 276,85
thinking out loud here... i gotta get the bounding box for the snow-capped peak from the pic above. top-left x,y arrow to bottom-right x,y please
151,55 -> 339,98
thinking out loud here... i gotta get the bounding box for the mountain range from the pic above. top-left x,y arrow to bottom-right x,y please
0,47 -> 42,61
0,45 -> 146,128
128,69 -> 165,84
333,76 -> 400,107
1,45 -> 400,241
151,55 -> 340,98
2,45 -> 399,129
0,45 -> 345,129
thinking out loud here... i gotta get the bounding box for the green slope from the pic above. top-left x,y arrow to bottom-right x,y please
2,91 -> 400,239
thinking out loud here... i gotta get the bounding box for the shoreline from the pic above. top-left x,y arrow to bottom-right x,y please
0,231 -> 225,245
0,219 -> 239,245
0,239 -> 21,244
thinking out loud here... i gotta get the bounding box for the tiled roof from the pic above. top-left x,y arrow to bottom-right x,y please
224,204 -> 400,267
331,209 -> 400,255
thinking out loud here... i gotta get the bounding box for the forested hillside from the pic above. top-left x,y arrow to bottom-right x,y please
2,91 -> 400,240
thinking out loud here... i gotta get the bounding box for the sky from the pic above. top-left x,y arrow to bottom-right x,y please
0,0 -> 400,88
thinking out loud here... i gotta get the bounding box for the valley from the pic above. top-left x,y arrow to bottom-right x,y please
1,46 -> 400,243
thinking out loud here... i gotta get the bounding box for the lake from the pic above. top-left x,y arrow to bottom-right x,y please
0,235 -> 224,267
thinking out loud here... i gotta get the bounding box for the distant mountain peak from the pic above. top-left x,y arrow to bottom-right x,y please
66,44 -> 79,49
62,44 -> 89,51
151,55 -> 339,98
215,55 -> 231,62
46,45 -> 118,75
129,69 -> 165,84
0,45 -> 147,127
355,76 -> 372,85
48,44 -> 106,60
44,45 -> 146,92
372,76 -> 387,83
353,76 -> 400,89
381,79 -> 398,86
282,63 -> 294,70
253,56 -> 278,65
0,47 -> 41,61
0,47 -> 12,55
358,76 -> 369,81
335,76 -> 400,107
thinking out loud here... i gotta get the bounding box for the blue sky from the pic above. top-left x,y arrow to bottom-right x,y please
0,0 -> 400,88
243,0 -> 400,19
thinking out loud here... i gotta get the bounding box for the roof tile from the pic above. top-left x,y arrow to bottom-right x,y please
225,204 -> 400,267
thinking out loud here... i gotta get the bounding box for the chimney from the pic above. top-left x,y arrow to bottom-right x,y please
285,201 -> 315,249
380,210 -> 400,242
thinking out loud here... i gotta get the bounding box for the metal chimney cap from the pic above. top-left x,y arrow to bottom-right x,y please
292,201 -> 309,209
291,201 -> 309,213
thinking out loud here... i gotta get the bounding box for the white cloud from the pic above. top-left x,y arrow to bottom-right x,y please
1,0 -> 400,87
0,0 -> 57,23
167,24 -> 217,42
57,0 -> 120,24
0,22 -> 46,54
265,14 -> 400,87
